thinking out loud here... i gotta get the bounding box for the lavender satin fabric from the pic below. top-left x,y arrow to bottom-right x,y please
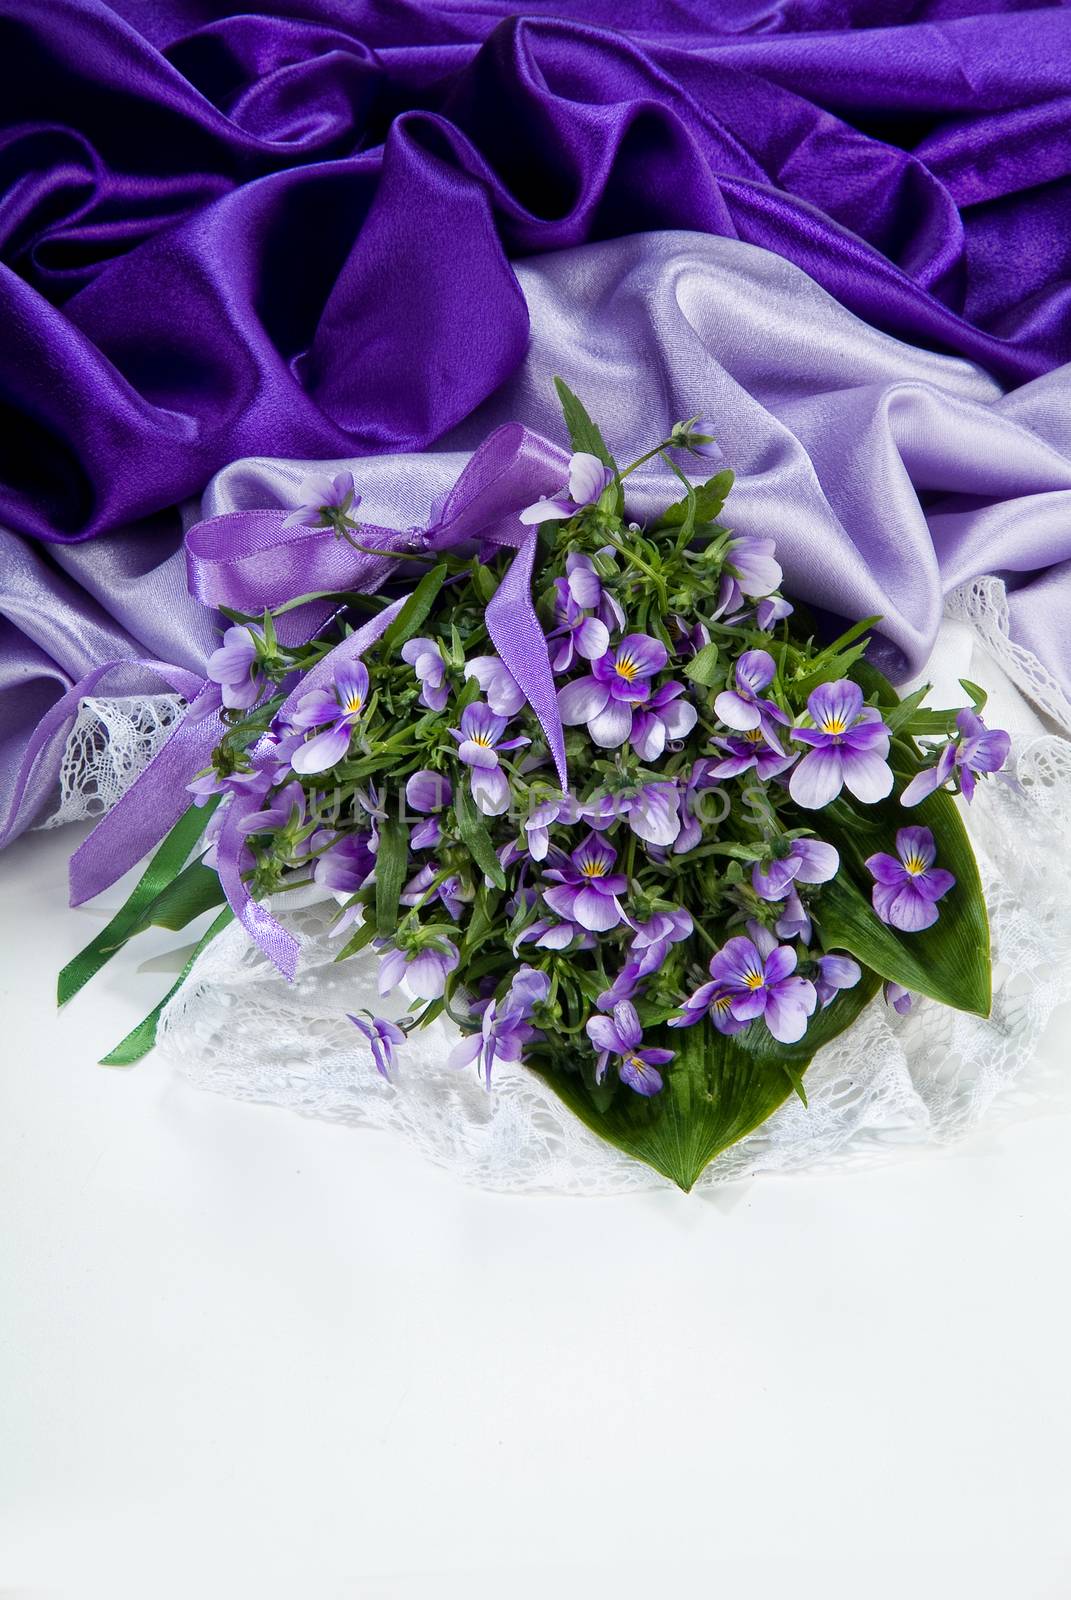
5,232 -> 1071,850
3,0 -> 1071,545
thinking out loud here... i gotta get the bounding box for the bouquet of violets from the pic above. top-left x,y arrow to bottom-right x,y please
60,383 -> 1010,1189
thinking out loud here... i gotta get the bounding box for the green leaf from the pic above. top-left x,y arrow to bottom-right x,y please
453,782 -> 507,891
374,816 -> 410,938
654,470 -> 734,530
98,908 -> 234,1067
684,642 -> 723,687
378,563 -> 448,656
553,377 -> 618,473
58,800 -> 216,1007
527,969 -> 879,1191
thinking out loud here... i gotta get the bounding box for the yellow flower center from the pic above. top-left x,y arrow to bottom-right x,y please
820,715 -> 848,734
615,654 -> 638,682
744,970 -> 765,990
904,853 -> 927,876
626,1054 -> 645,1071
471,732 -> 493,747
711,994 -> 734,1014
580,858 -> 607,878
743,728 -> 765,744
344,695 -> 363,715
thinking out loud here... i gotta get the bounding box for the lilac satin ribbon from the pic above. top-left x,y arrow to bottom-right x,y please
69,424 -> 571,976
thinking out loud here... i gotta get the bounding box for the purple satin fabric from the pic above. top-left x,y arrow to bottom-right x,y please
3,0 -> 1071,548
7,232 -> 1071,856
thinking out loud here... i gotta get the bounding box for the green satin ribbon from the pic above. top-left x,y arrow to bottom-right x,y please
57,799 -> 217,1008
99,906 -> 235,1067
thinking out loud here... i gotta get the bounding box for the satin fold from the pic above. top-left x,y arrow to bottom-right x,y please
3,0 -> 1071,543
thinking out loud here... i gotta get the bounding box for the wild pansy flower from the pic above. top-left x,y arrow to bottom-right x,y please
464,655 -> 525,716
585,1000 -> 674,1096
405,769 -> 451,848
236,780 -> 307,842
714,650 -> 788,746
680,924 -> 818,1044
206,623 -> 265,711
448,967 -> 550,1087
514,915 -> 595,954
348,1013 -> 405,1080
630,681 -> 698,762
548,579 -> 611,673
754,596 -> 793,632
774,888 -> 812,944
313,830 -> 376,894
587,782 -> 682,848
629,909 -> 693,975
289,662 -> 369,775
714,537 -> 783,617
519,451 -> 613,525
542,835 -> 628,933
401,636 -> 449,712
401,863 -> 467,921
671,415 -> 723,461
900,710 -> 1010,807
524,793 -> 580,861
283,468 -> 361,532
567,552 -> 626,633
884,981 -> 914,1014
377,936 -> 460,1001
450,701 -> 530,817
708,730 -> 795,783
789,680 -> 893,809
814,954 -> 862,1008
557,632 -> 669,749
596,961 -> 644,1012
865,825 -> 955,932
752,837 -> 839,901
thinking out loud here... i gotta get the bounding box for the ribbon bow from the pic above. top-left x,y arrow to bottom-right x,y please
69,425 -> 573,979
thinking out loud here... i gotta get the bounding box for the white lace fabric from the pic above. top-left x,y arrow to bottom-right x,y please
49,579 -> 1071,1193
41,693 -> 185,829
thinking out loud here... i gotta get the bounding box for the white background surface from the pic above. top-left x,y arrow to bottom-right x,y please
3,820 -> 1071,1598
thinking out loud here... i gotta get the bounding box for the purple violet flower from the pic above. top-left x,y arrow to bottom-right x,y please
405,765 -> 449,849
789,680 -> 894,809
524,793 -> 580,861
401,636 -> 449,712
348,1013 -> 405,1080
865,825 -> 956,932
514,916 -> 594,954
674,415 -> 723,461
630,681 -> 698,761
377,938 -> 459,1001
236,780 -> 306,839
675,923 -> 817,1044
313,830 -> 376,894
447,967 -> 550,1087
558,633 -> 669,749
708,730 -> 796,782
464,655 -> 525,717
774,889 -> 812,945
519,452 -> 613,525
542,834 -> 628,933
630,909 -> 693,976
756,594 -> 794,630
814,954 -> 862,1008
714,649 -> 788,745
449,701 -> 529,816
585,1001 -> 674,1096
206,624 -> 265,711
548,579 -> 611,673
401,863 -> 467,921
290,662 -> 369,775
712,538 -> 783,620
282,469 -> 360,531
752,837 -> 839,901
884,981 -> 914,1014
673,760 -> 718,854
900,709 -> 1011,806
596,961 -> 644,1012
